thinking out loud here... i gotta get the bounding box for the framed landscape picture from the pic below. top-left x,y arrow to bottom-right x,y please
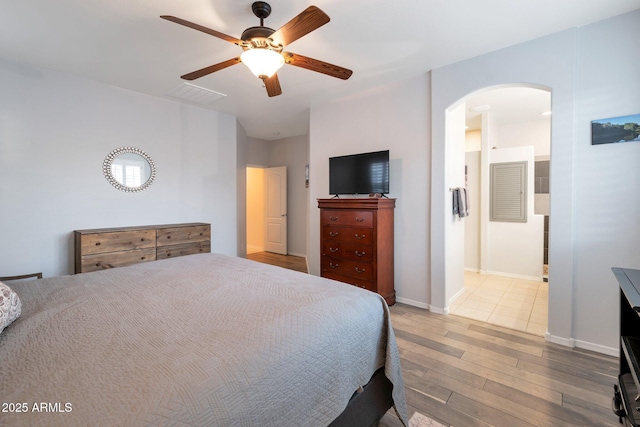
591,114 -> 640,145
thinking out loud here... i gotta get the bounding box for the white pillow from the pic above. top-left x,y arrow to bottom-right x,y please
0,281 -> 22,334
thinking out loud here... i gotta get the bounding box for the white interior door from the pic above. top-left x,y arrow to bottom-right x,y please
265,166 -> 287,254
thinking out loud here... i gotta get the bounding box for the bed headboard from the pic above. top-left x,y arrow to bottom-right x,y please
74,223 -> 211,273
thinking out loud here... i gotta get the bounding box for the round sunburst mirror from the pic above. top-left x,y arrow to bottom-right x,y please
103,147 -> 156,192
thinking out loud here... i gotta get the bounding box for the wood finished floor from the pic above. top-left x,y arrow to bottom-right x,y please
246,251 -> 308,273
246,252 -> 620,426
380,304 -> 619,427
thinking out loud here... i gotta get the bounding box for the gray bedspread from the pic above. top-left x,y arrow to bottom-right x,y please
0,253 -> 407,426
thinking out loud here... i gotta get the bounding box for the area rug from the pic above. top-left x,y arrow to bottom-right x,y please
409,411 -> 447,427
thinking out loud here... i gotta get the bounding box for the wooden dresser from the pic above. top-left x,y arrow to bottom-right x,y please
318,198 -> 396,305
74,223 -> 211,273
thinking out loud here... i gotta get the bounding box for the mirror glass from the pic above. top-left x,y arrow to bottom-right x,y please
103,147 -> 156,192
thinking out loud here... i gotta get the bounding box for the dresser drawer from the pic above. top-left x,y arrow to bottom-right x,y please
321,210 -> 373,227
157,241 -> 211,259
322,226 -> 373,245
322,241 -> 373,262
80,247 -> 156,272
79,230 -> 156,255
157,225 -> 211,247
318,198 -> 395,305
322,271 -> 376,292
321,257 -> 374,281
74,223 -> 211,274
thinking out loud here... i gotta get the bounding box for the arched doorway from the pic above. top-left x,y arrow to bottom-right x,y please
441,84 -> 551,336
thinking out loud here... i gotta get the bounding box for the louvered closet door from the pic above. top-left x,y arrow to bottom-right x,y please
490,161 -> 527,222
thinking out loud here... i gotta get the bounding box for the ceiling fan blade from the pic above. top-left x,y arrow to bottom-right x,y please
181,57 -> 241,80
270,6 -> 330,47
283,52 -> 352,80
263,74 -> 283,97
161,15 -> 244,46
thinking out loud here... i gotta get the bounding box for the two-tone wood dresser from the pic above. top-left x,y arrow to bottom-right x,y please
74,223 -> 211,273
318,198 -> 396,305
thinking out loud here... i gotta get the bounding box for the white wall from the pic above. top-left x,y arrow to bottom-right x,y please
464,150 -> 481,271
444,103 -> 467,308
487,146 -> 544,280
431,32 -> 576,345
464,118 -> 549,279
465,130 -> 482,152
309,74 -> 431,307
572,10 -> 640,351
0,58 -> 238,277
431,9 -> 640,354
246,167 -> 265,254
2,8 -> 638,355
240,133 -> 309,258
268,135 -> 309,258
497,120 -> 551,157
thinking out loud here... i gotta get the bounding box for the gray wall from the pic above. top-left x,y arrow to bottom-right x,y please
240,132 -> 309,258
0,59 -> 238,277
268,135 -> 309,258
309,9 -> 640,355
1,8 -> 638,355
308,74 -> 432,306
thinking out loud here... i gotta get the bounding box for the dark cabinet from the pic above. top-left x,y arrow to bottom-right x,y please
613,267 -> 640,426
318,198 -> 395,305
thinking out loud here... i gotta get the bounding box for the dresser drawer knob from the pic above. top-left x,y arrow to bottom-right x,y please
330,247 -> 339,253
329,216 -> 338,221
329,231 -> 339,237
355,267 -> 366,274
355,234 -> 366,240
329,262 -> 339,269
355,251 -> 366,257
355,217 -> 365,222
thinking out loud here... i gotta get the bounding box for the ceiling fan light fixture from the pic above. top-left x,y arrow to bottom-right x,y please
241,48 -> 284,79
162,4 -> 351,97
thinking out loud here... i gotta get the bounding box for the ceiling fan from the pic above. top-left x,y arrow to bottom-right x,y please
161,2 -> 353,97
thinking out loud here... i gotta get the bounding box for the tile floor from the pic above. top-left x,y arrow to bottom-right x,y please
450,272 -> 548,336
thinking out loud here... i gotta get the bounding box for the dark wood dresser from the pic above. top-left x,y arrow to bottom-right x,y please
613,267 -> 640,426
74,223 -> 211,273
318,198 -> 396,305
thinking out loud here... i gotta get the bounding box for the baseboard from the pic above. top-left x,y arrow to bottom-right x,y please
430,305 -> 449,315
395,296 -> 429,310
287,251 -> 306,258
545,332 -> 575,348
545,333 -> 619,357
247,245 -> 264,254
574,339 -> 619,357
486,270 -> 543,282
449,287 -> 466,306
464,268 -> 487,274
465,268 -> 540,281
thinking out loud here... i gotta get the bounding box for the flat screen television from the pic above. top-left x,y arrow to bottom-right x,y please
329,150 -> 390,196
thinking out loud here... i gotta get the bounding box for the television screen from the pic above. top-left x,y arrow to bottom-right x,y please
329,150 -> 389,195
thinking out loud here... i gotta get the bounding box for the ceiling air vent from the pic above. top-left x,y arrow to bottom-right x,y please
166,83 -> 226,105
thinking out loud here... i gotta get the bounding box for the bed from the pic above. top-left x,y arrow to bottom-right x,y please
0,253 -> 407,426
